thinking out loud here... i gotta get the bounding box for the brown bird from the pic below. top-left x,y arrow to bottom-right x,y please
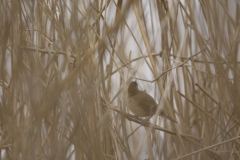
128,81 -> 177,123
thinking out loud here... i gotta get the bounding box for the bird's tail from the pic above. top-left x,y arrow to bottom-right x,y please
162,114 -> 178,123
159,109 -> 177,123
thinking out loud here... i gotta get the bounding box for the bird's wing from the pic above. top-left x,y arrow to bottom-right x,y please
131,91 -> 158,115
131,91 -> 178,122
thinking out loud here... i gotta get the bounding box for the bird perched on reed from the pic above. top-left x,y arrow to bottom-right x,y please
128,81 -> 177,123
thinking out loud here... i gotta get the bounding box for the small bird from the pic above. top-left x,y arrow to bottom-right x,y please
128,81 -> 177,123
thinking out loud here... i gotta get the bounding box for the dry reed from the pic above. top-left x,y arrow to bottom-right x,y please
0,0 -> 240,159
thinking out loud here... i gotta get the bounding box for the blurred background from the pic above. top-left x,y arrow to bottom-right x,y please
0,0 -> 240,159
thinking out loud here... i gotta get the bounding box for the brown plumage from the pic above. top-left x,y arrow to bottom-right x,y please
128,81 -> 177,123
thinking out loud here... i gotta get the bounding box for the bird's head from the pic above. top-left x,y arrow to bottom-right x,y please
128,81 -> 139,97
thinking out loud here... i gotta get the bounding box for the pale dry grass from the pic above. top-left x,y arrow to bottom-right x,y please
0,0 -> 240,160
